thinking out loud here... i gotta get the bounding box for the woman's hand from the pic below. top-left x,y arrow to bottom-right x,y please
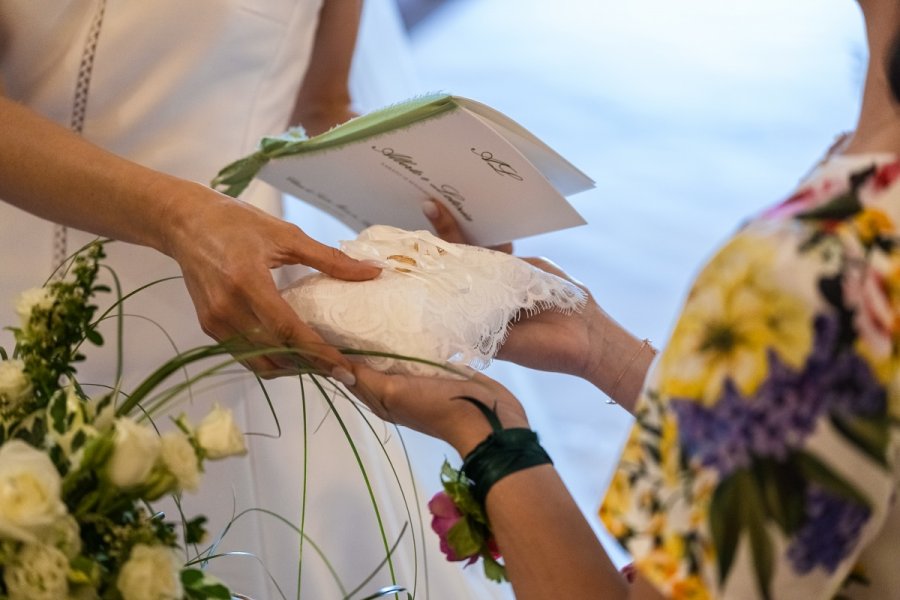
349,366 -> 528,457
422,199 -> 653,408
422,198 -> 514,254
496,257 -> 608,379
422,199 -> 605,381
159,179 -> 381,378
0,98 -> 380,380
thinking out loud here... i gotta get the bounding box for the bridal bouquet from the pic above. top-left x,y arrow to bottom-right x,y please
0,243 -> 247,600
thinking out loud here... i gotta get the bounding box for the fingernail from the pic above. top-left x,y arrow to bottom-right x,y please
421,199 -> 440,220
362,259 -> 385,268
332,366 -> 357,387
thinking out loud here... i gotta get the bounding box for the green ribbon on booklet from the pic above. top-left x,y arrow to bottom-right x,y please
212,93 -> 461,198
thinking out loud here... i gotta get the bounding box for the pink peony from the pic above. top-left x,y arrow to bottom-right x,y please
428,491 -> 467,562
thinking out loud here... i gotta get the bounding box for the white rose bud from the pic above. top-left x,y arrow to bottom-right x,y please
4,543 -> 70,600
116,544 -> 183,600
160,431 -> 200,492
107,418 -> 161,489
196,404 -> 247,459
15,287 -> 55,325
0,440 -> 67,543
0,360 -> 31,410
49,514 -> 82,560
90,397 -> 117,433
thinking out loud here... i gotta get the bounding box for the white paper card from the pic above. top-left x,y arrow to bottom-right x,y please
258,100 -> 593,247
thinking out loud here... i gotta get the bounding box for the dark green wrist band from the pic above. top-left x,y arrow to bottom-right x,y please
455,396 -> 553,506
461,427 -> 553,506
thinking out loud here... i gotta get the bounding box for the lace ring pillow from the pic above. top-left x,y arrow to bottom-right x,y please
281,225 -> 585,375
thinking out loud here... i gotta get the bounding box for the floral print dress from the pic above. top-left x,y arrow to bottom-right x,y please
601,155 -> 900,599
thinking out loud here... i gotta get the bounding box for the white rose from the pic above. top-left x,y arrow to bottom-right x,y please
15,287 -> 55,324
0,360 -> 31,410
0,440 -> 67,542
116,544 -> 183,600
196,404 -> 246,459
107,418 -> 161,488
160,431 -> 200,492
3,542 -> 70,600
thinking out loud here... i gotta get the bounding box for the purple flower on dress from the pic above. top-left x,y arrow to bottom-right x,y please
787,484 -> 870,574
671,315 -> 885,477
803,315 -> 885,417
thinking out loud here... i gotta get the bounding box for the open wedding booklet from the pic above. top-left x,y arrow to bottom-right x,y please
213,93 -> 594,247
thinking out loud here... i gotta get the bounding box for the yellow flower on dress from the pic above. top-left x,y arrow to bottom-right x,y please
659,232 -> 813,405
635,547 -> 681,594
887,377 -> 900,421
671,575 -> 711,600
659,410 -> 681,487
600,468 -> 633,539
852,207 -> 895,245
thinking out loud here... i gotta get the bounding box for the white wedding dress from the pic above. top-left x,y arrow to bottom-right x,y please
0,1 -> 513,598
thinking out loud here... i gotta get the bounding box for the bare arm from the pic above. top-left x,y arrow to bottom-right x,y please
423,200 -> 655,412
0,95 -> 380,375
350,368 -> 664,599
0,96 -> 175,248
290,0 -> 362,135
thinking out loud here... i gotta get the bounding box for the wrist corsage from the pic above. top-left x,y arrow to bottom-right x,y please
428,396 -> 553,583
429,461 -> 505,581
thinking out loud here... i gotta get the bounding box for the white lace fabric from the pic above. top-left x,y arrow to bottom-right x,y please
281,226 -> 586,375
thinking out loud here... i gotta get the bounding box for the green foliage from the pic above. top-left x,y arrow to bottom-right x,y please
710,455 -> 870,599
10,243 -> 105,408
0,242 -> 238,599
182,569 -> 232,599
184,516 -> 208,546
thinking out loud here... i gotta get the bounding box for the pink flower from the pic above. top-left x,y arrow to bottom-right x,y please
428,490 -> 502,565
873,160 -> 900,191
762,177 -> 845,221
844,259 -> 896,359
428,491 -> 468,562
486,536 -> 501,560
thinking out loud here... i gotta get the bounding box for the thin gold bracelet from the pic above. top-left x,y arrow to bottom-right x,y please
607,338 -> 656,404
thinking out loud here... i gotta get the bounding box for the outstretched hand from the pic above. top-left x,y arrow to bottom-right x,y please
161,181 -> 381,378
495,257 -> 606,379
421,199 -> 605,382
0,96 -> 379,379
349,365 -> 528,457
